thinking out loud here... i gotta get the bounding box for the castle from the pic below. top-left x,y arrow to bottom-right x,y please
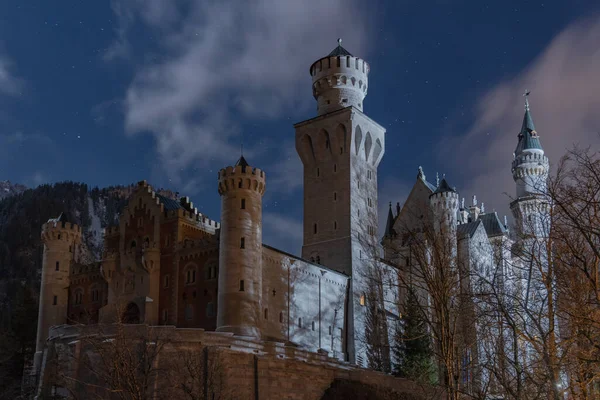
31,40 -> 550,396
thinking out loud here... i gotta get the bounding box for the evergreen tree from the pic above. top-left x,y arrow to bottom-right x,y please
393,289 -> 436,384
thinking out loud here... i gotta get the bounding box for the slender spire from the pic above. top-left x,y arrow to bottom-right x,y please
384,202 -> 395,238
515,90 -> 542,155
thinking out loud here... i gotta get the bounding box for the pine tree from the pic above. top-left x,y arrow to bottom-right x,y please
393,289 -> 436,383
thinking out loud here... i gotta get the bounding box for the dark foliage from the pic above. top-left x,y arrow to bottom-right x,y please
320,379 -> 425,400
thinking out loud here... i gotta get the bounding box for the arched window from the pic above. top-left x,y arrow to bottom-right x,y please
74,289 -> 84,305
185,265 -> 197,285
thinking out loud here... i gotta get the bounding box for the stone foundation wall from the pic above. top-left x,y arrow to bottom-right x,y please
34,324 -> 442,400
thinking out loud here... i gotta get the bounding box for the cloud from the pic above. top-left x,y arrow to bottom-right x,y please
442,14 -> 600,219
263,211 -> 303,254
108,0 -> 369,189
266,141 -> 303,194
0,53 -> 23,96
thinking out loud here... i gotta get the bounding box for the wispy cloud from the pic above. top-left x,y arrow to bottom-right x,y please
108,0 -> 369,191
442,14 -> 600,218
263,211 -> 304,254
0,52 -> 23,96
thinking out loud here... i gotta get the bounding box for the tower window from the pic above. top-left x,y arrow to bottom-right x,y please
314,224 -> 318,234
241,198 -> 246,209
334,164 -> 337,172
342,98 -> 348,103
239,280 -> 245,291
53,296 -> 57,305
186,269 -> 196,284
279,312 -> 283,323
298,318 -> 302,328
240,237 -> 245,249
316,168 -> 320,177
164,275 -> 170,288
360,294 -> 366,306
69,246 -> 72,253
340,147 -> 343,154
238,180 -> 243,188
131,240 -> 136,248
57,234 -> 61,240
334,221 -> 337,230
325,139 -> 330,149
329,326 -> 332,335
264,308 -> 268,320
55,261 -> 59,271
333,192 -> 337,201
312,321 -> 315,331
162,309 -> 168,323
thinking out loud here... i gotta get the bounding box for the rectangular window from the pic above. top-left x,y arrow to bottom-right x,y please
241,198 -> 246,209
55,261 -> 59,271
164,275 -> 170,288
329,326 -> 332,335
162,309 -> 168,323
53,296 -> 57,305
240,237 -> 245,249
298,318 -> 302,328
239,280 -> 245,291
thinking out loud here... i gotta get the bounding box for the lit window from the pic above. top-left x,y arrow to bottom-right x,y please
360,294 -> 365,306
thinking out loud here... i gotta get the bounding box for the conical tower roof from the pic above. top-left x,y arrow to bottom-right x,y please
515,94 -> 543,155
328,38 -> 353,57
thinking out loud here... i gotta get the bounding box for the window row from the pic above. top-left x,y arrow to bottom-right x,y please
313,221 -> 338,235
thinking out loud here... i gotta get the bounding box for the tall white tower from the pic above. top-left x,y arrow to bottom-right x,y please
510,93 -> 550,240
295,39 -> 386,364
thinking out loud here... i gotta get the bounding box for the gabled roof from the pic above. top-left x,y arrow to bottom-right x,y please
155,193 -> 182,211
479,212 -> 508,237
457,220 -> 481,238
384,203 -> 395,238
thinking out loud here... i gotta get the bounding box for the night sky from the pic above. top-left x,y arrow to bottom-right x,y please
1,1 -> 599,253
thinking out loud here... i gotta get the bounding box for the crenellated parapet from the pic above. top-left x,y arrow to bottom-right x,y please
218,164 -> 266,196
41,220 -> 82,244
310,39 -> 369,116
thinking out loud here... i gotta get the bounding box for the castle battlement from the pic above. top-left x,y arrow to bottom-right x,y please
218,164 -> 266,196
41,219 -> 82,243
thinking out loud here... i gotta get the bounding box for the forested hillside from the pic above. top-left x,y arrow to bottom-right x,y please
0,181 -> 176,398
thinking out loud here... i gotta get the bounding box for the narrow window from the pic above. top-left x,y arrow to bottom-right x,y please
55,261 -> 59,271
316,168 -> 320,177
69,245 -> 72,253
241,198 -> 246,209
333,192 -> 337,201
239,280 -> 245,291
131,240 -> 136,248
314,224 -> 318,234
312,321 -> 315,331
298,318 -> 302,328
340,147 -> 343,154
192,270 -> 196,283
162,309 -> 168,323
360,294 -> 366,306
57,234 -> 61,240
238,180 -> 242,188
329,326 -> 332,335
325,139 -> 330,149
334,221 -> 337,230
240,237 -> 245,249
279,312 -> 283,323
264,308 -> 268,320
164,275 -> 170,288
53,295 -> 57,305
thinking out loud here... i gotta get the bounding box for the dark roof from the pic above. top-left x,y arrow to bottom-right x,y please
155,193 -> 182,211
515,108 -> 543,155
457,220 -> 481,238
56,213 -> 68,222
479,212 -> 508,237
235,156 -> 249,168
432,178 -> 456,195
384,203 -> 395,237
328,43 -> 353,57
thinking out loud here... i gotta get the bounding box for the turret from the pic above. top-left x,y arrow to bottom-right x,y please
216,156 -> 266,337
34,213 -> 82,371
310,38 -> 369,116
511,93 -> 549,197
429,177 -> 459,234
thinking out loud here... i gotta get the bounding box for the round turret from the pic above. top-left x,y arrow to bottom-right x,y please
310,39 -> 369,116
216,156 -> 266,337
429,178 -> 459,232
34,214 -> 82,371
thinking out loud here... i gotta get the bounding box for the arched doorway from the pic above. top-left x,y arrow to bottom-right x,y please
122,302 -> 140,324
